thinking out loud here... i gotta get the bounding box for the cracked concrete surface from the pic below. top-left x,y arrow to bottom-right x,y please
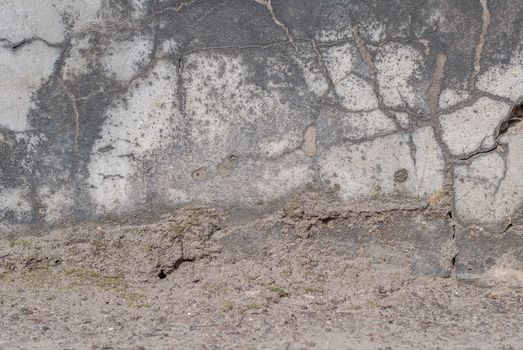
1,0 -> 523,279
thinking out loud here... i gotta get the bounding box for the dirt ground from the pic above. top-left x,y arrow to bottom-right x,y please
1,202 -> 522,350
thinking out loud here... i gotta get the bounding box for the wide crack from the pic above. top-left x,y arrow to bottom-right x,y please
499,102 -> 523,135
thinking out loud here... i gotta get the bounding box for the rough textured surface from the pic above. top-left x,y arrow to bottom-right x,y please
1,205 -> 522,350
1,0 -> 523,320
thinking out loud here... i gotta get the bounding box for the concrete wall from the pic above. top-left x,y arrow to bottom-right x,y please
1,0 -> 522,243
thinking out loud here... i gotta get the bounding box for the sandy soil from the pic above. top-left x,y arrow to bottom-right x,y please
1,205 -> 522,350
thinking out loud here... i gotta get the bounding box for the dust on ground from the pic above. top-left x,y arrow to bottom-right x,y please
0,200 -> 522,350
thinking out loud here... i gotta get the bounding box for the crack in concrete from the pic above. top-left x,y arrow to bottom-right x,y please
254,0 -> 295,48
58,79 -> 81,151
151,0 -> 201,16
175,0 -> 200,11
351,25 -> 403,129
310,39 -> 338,101
174,41 -> 290,58
457,143 -> 498,161
187,0 -> 228,27
452,102 -> 523,162
468,0 -> 490,90
0,36 -> 65,50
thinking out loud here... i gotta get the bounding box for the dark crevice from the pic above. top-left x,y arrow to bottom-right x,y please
11,39 -> 27,50
157,257 -> 195,279
447,210 -> 456,239
173,257 -> 195,269
499,102 -> 523,135
500,222 -> 513,234
458,144 -> 498,161
456,102 -> 523,162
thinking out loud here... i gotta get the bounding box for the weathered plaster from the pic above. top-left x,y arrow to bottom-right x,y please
0,0 -> 521,261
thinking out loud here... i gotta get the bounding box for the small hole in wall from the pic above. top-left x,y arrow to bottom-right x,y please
447,211 -> 453,219
393,168 -> 408,183
192,167 -> 208,180
158,270 -> 167,279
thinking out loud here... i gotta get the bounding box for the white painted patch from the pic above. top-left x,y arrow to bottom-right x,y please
375,43 -> 424,110
477,47 -> 523,102
439,97 -> 510,157
183,52 -> 311,162
87,60 -> 179,214
156,51 -> 317,205
0,0 -> 102,44
0,42 -> 60,131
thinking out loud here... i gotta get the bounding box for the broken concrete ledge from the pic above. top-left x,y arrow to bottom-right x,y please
0,0 -> 522,279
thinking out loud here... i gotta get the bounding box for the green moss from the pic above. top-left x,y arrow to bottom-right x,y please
174,223 -> 189,236
243,302 -> 263,311
346,303 -> 362,311
90,239 -> 105,252
301,286 -> 325,295
9,239 -> 32,248
221,301 -> 234,312
64,268 -> 146,307
267,285 -> 290,298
